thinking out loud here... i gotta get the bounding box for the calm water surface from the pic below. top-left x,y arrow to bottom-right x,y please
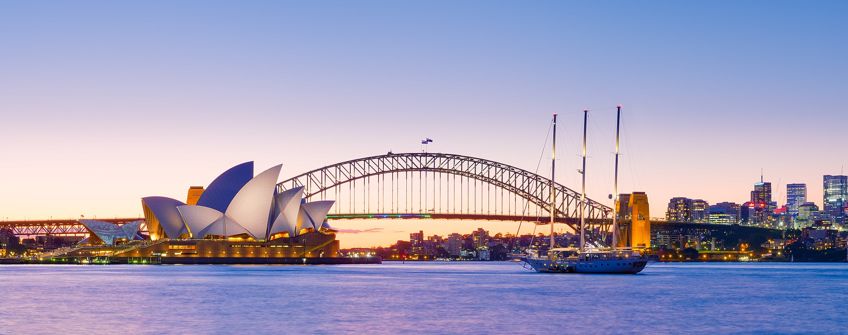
1,262 -> 846,334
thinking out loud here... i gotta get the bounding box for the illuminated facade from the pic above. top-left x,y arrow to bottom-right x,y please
60,161 -> 346,262
186,186 -> 204,205
617,192 -> 650,249
140,162 -> 334,242
823,175 -> 847,225
664,198 -> 708,223
629,192 -> 650,249
666,197 -> 691,222
786,183 -> 806,217
709,202 -> 740,225
690,199 -> 709,223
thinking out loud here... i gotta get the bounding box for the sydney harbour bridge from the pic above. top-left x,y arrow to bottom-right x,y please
1,152 -> 615,243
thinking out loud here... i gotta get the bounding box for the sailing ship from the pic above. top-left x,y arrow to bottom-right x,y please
523,107 -> 648,274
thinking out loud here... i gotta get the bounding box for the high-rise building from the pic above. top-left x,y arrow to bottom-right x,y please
666,197 -> 692,222
823,175 -> 847,225
749,177 -> 772,226
410,230 -> 424,255
786,183 -> 807,217
751,181 -> 772,205
690,199 -> 710,223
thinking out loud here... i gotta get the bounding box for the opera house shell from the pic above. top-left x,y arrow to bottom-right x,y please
141,162 -> 335,242
50,161 -> 377,265
79,219 -> 144,245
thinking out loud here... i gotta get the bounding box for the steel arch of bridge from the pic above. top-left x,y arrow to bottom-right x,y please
277,153 -> 613,239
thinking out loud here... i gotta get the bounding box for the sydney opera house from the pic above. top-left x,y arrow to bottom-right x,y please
65,162 -> 370,264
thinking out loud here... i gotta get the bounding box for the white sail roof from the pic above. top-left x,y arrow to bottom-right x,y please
269,187 -> 304,237
177,205 -> 224,238
301,200 -> 335,231
224,165 -> 282,240
142,196 -> 187,239
196,216 -> 253,238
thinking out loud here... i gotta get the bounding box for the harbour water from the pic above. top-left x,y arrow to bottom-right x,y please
1,262 -> 846,334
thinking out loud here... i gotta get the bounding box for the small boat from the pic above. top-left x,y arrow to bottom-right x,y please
522,107 -> 648,274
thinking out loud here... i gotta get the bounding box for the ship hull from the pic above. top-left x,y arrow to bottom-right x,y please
523,257 -> 647,274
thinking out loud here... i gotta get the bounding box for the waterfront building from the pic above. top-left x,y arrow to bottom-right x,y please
410,230 -> 424,256
472,228 -> 489,249
666,197 -> 692,222
446,233 -> 462,257
66,161 -> 350,263
823,175 -> 847,225
786,183 -> 807,217
690,199 -> 710,223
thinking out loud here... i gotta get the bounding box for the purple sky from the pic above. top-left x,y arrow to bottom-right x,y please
1,1 -> 846,245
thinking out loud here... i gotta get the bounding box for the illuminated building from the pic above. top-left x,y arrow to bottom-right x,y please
62,161 -> 364,264
410,230 -> 424,256
786,183 -> 807,217
823,175 -> 847,225
708,213 -> 735,225
472,228 -> 489,249
748,177 -> 772,226
446,233 -> 462,257
629,192 -> 650,249
186,186 -> 204,205
797,202 -> 819,228
665,197 -> 708,223
690,199 -> 709,223
666,197 -> 692,222
709,202 -> 740,225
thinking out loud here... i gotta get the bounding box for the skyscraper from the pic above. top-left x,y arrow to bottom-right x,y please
786,183 -> 807,216
749,177 -> 772,226
410,230 -> 424,255
751,181 -> 772,205
823,175 -> 847,225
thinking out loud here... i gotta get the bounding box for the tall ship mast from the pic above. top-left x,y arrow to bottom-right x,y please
612,105 -> 621,249
579,110 -> 588,252
522,107 -> 648,274
549,113 -> 557,250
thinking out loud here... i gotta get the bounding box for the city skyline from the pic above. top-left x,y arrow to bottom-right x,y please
2,2 -> 847,248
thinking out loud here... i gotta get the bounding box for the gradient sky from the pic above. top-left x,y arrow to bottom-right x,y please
1,1 -> 846,247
